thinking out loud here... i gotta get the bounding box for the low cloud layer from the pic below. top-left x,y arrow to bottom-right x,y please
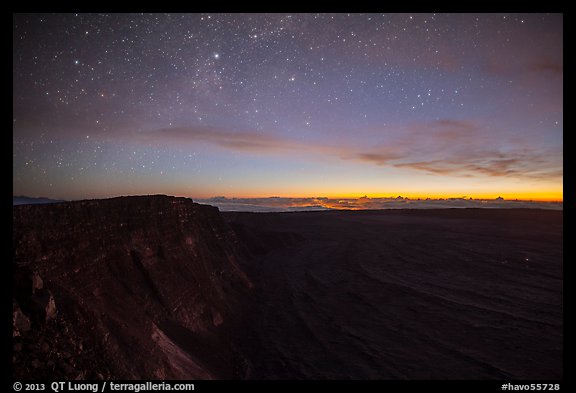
197,196 -> 563,213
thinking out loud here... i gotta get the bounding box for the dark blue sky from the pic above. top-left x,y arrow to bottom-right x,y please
13,13 -> 563,200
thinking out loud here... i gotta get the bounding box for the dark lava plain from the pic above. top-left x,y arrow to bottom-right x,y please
225,208 -> 563,379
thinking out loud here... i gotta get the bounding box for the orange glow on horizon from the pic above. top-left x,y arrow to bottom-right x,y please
181,190 -> 563,203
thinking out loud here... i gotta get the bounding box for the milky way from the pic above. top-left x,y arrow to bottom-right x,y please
13,13 -> 563,200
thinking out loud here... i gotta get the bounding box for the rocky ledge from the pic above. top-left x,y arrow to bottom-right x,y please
13,195 -> 252,380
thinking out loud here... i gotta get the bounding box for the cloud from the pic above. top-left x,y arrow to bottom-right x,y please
140,126 -> 302,153
428,119 -> 479,140
147,120 -> 561,182
394,150 -> 562,181
346,118 -> 562,181
351,152 -> 402,166
529,61 -> 563,76
62,119 -> 560,183
197,196 -> 563,212
395,160 -> 456,175
483,58 -> 563,78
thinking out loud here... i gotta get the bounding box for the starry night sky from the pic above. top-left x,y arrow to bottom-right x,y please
13,13 -> 563,201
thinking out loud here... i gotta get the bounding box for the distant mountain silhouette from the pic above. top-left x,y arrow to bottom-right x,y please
13,196 -> 65,205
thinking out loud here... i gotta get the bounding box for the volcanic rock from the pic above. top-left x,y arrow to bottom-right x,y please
13,195 -> 252,379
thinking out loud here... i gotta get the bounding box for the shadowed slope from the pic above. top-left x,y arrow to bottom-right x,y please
13,195 -> 251,379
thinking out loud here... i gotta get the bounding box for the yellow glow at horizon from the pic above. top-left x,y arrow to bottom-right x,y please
175,170 -> 563,201
180,177 -> 563,202
180,189 -> 562,202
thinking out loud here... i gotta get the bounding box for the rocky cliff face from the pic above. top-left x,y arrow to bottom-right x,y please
12,195 -> 252,380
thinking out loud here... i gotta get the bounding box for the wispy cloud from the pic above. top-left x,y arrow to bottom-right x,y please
427,119 -> 479,140
529,61 -> 563,75
350,151 -> 402,166
17,112 -> 560,184
344,119 -> 562,181
122,121 -> 562,182
394,150 -> 562,181
141,126 -> 301,153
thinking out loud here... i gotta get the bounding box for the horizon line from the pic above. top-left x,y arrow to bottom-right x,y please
13,193 -> 564,203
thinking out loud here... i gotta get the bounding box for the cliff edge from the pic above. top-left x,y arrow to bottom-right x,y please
13,195 -> 252,380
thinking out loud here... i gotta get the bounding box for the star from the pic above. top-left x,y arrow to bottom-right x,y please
11,13 -> 563,202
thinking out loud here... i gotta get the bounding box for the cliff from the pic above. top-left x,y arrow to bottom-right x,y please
12,195 -> 252,380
